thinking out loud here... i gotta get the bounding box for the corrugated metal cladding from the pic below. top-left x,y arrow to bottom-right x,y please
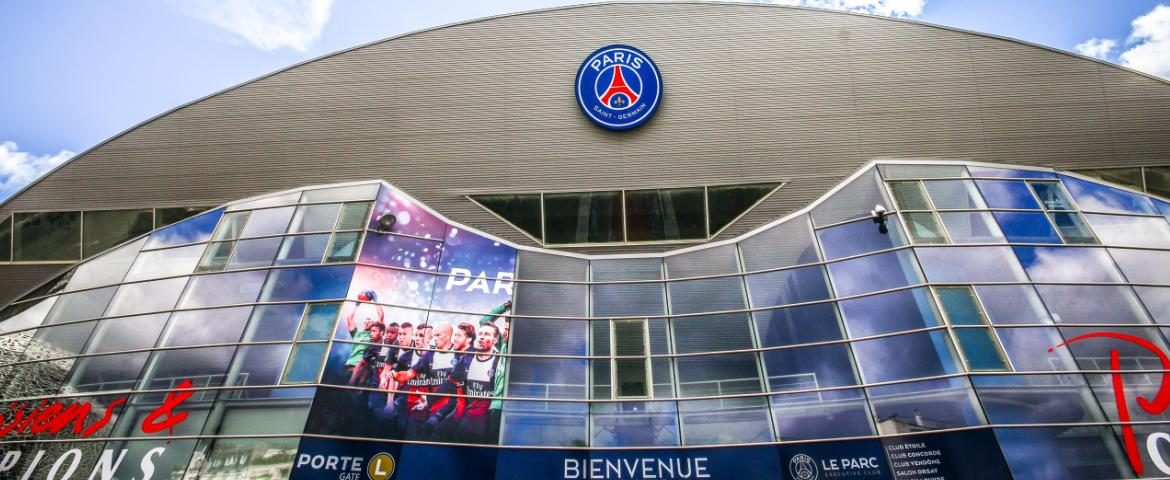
1,2 -> 1169,301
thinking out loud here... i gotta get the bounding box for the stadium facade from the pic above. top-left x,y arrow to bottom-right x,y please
2,2 -> 1170,479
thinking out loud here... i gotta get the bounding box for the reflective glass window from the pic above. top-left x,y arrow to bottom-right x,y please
996,327 -> 1078,371
301,184 -> 380,203
66,237 -> 145,291
225,236 -> 282,269
179,270 -> 266,309
13,211 -> 81,261
105,277 -> 187,316
624,187 -> 706,241
212,211 -> 250,241
260,266 -> 353,302
881,164 -> 969,179
471,194 -> 543,241
1028,181 -> 1074,210
515,282 -> 586,318
0,296 -> 57,335
84,313 -> 169,354
543,191 -> 622,244
511,318 -> 587,356
275,233 -> 330,265
499,400 -> 588,446
675,353 -> 762,397
506,358 -> 587,399
284,342 -> 327,383
1014,246 -> 1123,282
952,328 -> 1008,370
738,215 -> 820,271
0,215 -> 10,262
923,179 -> 986,209
840,288 -> 940,337
1048,212 -> 1097,244
812,170 -> 889,226
673,313 -> 754,354
1074,167 -> 1144,190
23,320 -> 98,360
707,183 -> 779,234
817,217 -> 905,260
967,166 -> 1056,179
145,208 -> 223,249
993,211 -> 1061,243
762,343 -> 859,392
300,303 -> 340,341
64,351 -> 151,392
902,212 -> 947,244
82,209 -> 153,258
160,307 -> 252,346
124,243 -> 205,281
827,250 -> 923,297
44,286 -> 117,324
867,378 -> 984,432
974,285 -> 1052,324
1111,248 -> 1170,285
592,283 -> 665,317
224,343 -> 293,386
1061,174 -> 1157,214
666,243 -> 739,278
935,287 -> 986,326
975,180 -> 1040,209
289,203 -> 341,233
324,231 -> 361,262
974,375 -> 1104,424
138,345 -> 237,390
1147,166 -> 1170,198
994,427 -> 1131,480
679,397 -> 774,445
242,304 -> 306,342
917,246 -> 1028,282
745,265 -> 832,308
667,277 -> 745,314
1136,287 -> 1170,324
196,241 -> 234,272
851,330 -> 960,383
239,206 -> 294,238
186,437 -> 301,479
772,388 -> 874,440
938,211 -> 1005,243
155,207 -> 208,227
889,181 -> 931,210
590,401 -> 680,447
1084,213 -> 1170,248
1038,285 -> 1150,324
335,202 -> 371,230
754,302 -> 844,347
1059,326 -> 1168,380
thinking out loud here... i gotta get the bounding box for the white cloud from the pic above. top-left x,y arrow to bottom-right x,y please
1120,4 -> 1170,78
179,0 -> 334,52
763,0 -> 926,17
0,142 -> 75,202
1074,37 -> 1116,60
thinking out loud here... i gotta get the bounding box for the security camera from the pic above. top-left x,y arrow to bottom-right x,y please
376,213 -> 397,232
870,204 -> 888,220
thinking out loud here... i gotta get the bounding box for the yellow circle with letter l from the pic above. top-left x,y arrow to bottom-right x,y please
367,452 -> 396,480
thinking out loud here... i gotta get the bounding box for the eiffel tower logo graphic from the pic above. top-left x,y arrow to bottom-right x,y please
599,65 -> 639,109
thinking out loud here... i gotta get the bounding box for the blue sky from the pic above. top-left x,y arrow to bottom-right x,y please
1,0 -> 1168,202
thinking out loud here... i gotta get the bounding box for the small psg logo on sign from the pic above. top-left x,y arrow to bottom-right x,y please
575,44 -> 663,130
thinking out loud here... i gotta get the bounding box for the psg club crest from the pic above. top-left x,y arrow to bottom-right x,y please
575,44 -> 663,130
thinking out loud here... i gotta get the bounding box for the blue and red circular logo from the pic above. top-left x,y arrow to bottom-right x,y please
575,45 -> 663,131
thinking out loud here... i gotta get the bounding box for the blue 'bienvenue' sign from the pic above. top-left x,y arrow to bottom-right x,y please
575,45 -> 663,131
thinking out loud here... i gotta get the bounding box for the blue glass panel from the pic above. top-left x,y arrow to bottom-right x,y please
994,427 -> 1130,480
976,180 -> 1040,209
993,212 -> 1061,243
762,343 -> 859,391
973,375 -> 1104,424
827,250 -> 923,297
996,327 -> 1078,371
839,288 -> 939,337
745,265 -> 832,308
144,208 -> 224,249
1040,285 -> 1150,324
771,388 -> 874,440
867,377 -> 983,430
678,397 -> 774,445
1156,198 -> 1170,221
260,266 -> 354,302
1084,213 -> 1170,248
1014,246 -> 1123,282
816,217 -> 905,261
851,330 -> 959,383
953,328 -> 1006,370
753,303 -> 844,346
967,166 -> 1057,179
501,400 -> 589,446
590,401 -> 680,447
1061,174 -> 1157,214
917,246 -> 1028,282
285,343 -> 327,383
975,285 -> 1053,324
179,270 -> 266,309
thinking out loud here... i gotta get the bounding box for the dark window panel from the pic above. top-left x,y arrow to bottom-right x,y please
1146,166 -> 1170,199
1028,181 -> 1074,210
324,232 -> 361,262
867,377 -> 984,431
82,209 -> 153,258
1048,212 -> 1097,244
543,191 -> 622,244
472,194 -> 543,241
992,211 -> 1062,244
1071,167 -> 1144,191
155,207 -> 209,227
994,427 -> 1131,480
13,211 -> 81,261
625,187 -> 706,241
707,182 -> 779,234
16,268 -> 74,302
0,214 -> 10,262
